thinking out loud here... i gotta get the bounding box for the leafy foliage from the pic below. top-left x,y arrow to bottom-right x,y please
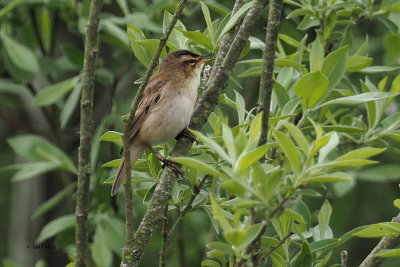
2,0 -> 400,266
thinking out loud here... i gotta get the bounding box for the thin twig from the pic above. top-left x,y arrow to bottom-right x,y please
121,1 -> 188,265
159,205 -> 169,267
341,250 -> 348,267
359,214 -> 400,267
235,196 -> 289,267
257,0 -> 284,146
258,231 -> 293,265
167,175 -> 210,242
74,0 -> 102,266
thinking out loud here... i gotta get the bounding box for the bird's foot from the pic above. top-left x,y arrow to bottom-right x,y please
161,159 -> 183,176
176,128 -> 197,144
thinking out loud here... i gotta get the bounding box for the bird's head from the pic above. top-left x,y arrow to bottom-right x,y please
159,49 -> 212,78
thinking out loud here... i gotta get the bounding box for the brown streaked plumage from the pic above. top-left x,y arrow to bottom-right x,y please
111,50 -> 210,196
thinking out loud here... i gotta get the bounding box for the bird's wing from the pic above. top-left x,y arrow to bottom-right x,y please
130,78 -> 168,141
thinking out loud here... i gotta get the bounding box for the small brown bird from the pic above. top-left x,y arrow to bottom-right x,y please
111,50 -> 211,196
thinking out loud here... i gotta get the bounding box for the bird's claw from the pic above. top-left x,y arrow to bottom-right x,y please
176,128 -> 197,144
162,159 -> 183,176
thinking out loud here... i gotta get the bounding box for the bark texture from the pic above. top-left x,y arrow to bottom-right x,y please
75,0 -> 102,266
257,0 -> 284,146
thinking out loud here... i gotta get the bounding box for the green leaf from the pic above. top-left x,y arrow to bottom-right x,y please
295,71 -> 328,108
315,92 -> 399,109
274,130 -> 300,174
62,45 -> 84,68
292,242 -> 312,267
394,199 -> 400,209
172,157 -> 229,180
353,222 -> 400,238
274,59 -> 304,67
162,10 -> 186,50
222,123 -> 236,163
32,183 -> 76,219
36,214 -> 75,243
206,242 -> 235,255
127,24 -> 151,67
35,7 -> 52,53
357,164 -> 400,182
60,82 -> 82,128
279,33 -> 301,48
283,122 -> 309,154
1,34 -> 40,73
180,30 -> 212,49
376,248 -> 400,258
224,229 -> 247,247
321,46 -> 348,94
34,76 -> 80,106
102,20 -> 129,47
101,159 -> 122,168
99,131 -> 123,144
346,55 -> 372,72
310,38 -> 324,72
11,161 -> 59,182
247,112 -> 263,148
217,1 -> 253,43
334,147 -> 385,162
236,144 -> 268,174
318,200 -> 332,239
200,2 -> 214,45
92,224 -> 112,267
310,239 -> 338,253
191,130 -> 231,164
7,135 -> 77,173
302,172 -> 351,184
360,66 -> 400,73
101,217 -> 126,255
210,194 -> 231,232
235,91 -> 245,124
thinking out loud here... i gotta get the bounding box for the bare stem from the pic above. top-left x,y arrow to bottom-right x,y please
75,0 -> 102,266
341,250 -> 348,267
257,0 -> 284,146
258,232 -> 293,265
159,205 -> 169,267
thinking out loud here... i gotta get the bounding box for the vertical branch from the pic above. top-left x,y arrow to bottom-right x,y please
121,0 -> 188,265
75,0 -> 102,266
159,205 -> 169,267
257,0 -> 284,146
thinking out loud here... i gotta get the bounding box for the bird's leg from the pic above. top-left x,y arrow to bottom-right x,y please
146,144 -> 182,176
176,128 -> 197,143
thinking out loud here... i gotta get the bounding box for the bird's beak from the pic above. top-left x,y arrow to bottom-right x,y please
198,54 -> 213,64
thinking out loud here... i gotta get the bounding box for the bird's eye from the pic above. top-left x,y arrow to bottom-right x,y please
189,59 -> 196,65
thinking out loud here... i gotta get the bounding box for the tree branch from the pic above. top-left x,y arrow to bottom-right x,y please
257,0 -> 283,146
129,0 -> 268,265
74,0 -> 102,266
258,231 -> 293,265
359,214 -> 400,267
159,205 -> 169,267
121,0 -> 188,265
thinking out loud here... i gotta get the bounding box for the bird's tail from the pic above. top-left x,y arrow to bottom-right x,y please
111,144 -> 145,196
